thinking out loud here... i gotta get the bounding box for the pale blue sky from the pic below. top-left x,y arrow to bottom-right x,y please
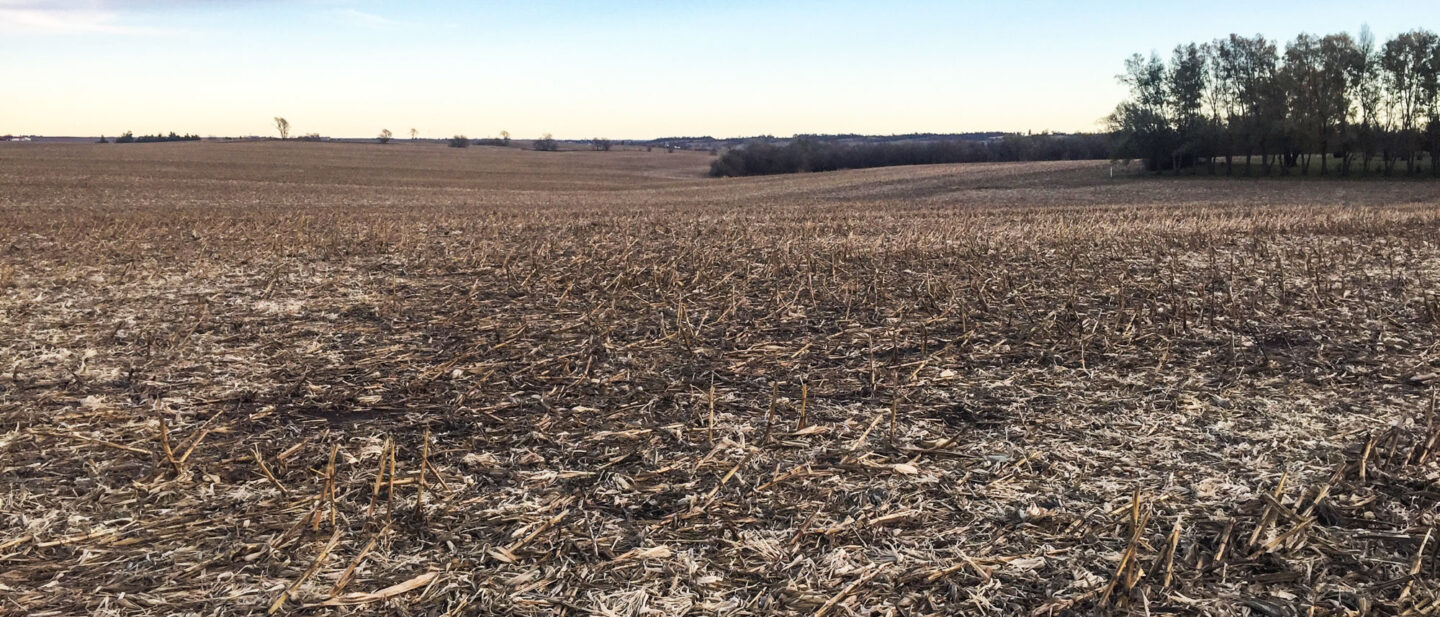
3,1 -> 1435,138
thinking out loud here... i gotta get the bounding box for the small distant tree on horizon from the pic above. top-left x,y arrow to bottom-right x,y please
448,134 -> 471,148
274,117 -> 290,139
534,133 -> 558,151
410,128 -> 419,140
378,128 -> 393,144
591,138 -> 612,151
500,130 -> 511,145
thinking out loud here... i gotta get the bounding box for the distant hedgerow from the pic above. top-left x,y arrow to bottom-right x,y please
114,131 -> 201,144
709,134 -> 1110,177
533,134 -> 559,152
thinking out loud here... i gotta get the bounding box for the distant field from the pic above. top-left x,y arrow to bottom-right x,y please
2,142 -> 1439,616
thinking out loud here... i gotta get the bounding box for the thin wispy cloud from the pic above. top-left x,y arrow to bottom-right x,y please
0,8 -> 155,33
0,1 -> 178,34
6,1 -> 425,34
1,0 -> 267,7
0,0 -> 262,34
332,7 -> 415,28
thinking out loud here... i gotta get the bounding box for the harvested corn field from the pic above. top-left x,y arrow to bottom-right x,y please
2,142 -> 1440,616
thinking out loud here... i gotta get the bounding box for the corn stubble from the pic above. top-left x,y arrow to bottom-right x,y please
2,142 -> 1440,615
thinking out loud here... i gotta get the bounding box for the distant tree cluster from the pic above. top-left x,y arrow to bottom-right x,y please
113,131 -> 201,144
708,134 -> 1109,177
1112,27 -> 1440,176
448,135 -> 471,148
533,134 -> 559,152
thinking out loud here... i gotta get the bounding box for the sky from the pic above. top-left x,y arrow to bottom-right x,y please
4,0 -> 1437,139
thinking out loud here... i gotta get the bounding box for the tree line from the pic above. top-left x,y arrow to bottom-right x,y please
708,134 -> 1109,177
1111,27 -> 1440,176
105,131 -> 202,143
446,133 -> 559,149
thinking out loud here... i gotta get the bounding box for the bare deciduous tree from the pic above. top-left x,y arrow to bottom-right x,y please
1381,30 -> 1438,174
1112,27 -> 1440,177
274,117 -> 290,140
378,129 -> 393,144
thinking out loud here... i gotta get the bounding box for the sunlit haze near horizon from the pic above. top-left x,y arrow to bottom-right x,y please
4,0 -> 1436,139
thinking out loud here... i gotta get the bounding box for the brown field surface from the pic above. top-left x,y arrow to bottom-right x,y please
3,142 -> 1440,616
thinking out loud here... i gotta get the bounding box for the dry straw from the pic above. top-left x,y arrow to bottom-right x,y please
3,147 -> 1440,615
